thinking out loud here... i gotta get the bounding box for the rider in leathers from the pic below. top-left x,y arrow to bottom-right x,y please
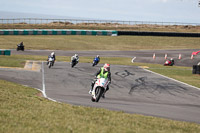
47,52 -> 56,66
89,63 -> 111,98
71,54 -> 79,64
94,55 -> 100,64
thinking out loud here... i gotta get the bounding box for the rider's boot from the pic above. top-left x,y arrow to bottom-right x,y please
102,90 -> 107,98
102,93 -> 105,98
89,82 -> 94,94
102,86 -> 109,98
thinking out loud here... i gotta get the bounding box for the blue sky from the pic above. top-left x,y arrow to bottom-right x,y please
0,0 -> 200,23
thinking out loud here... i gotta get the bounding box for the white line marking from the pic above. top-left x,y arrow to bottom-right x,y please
35,87 -> 58,102
131,57 -> 136,63
42,61 -> 47,98
41,61 -> 58,103
142,68 -> 200,91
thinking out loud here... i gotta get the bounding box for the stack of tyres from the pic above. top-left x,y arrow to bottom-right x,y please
192,65 -> 200,74
0,49 -> 11,56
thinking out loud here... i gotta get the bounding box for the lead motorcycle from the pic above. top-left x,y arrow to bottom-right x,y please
91,78 -> 109,102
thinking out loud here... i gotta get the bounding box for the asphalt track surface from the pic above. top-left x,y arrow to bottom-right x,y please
1,49 -> 200,124
11,49 -> 200,67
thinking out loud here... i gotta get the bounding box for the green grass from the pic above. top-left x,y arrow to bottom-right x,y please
1,80 -> 200,133
0,35 -> 200,50
0,55 -> 26,67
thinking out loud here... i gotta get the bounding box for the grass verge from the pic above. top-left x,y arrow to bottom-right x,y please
0,55 -> 26,68
1,80 -> 200,133
0,35 -> 200,50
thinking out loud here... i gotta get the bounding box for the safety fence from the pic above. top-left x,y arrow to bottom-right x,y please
0,29 -> 117,36
118,31 -> 200,37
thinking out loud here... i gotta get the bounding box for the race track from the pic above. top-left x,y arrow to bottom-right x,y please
0,49 -> 200,123
11,49 -> 200,67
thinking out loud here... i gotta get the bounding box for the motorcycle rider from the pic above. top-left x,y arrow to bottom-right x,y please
170,58 -> 174,66
71,54 -> 79,64
17,41 -> 24,50
19,41 -> 24,47
89,63 -> 111,98
93,55 -> 100,64
71,54 -> 79,63
47,52 -> 56,66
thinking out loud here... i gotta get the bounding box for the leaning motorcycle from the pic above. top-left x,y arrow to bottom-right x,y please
16,45 -> 24,51
164,60 -> 174,66
91,78 -> 109,102
71,59 -> 78,68
47,57 -> 54,68
92,58 -> 99,67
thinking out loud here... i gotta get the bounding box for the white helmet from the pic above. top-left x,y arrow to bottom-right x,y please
97,55 -> 99,58
75,54 -> 78,57
51,52 -> 55,57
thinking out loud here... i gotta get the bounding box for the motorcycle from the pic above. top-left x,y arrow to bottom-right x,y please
47,57 -> 54,68
92,57 -> 99,67
164,60 -> 174,66
16,44 -> 24,51
71,59 -> 78,68
91,78 -> 109,102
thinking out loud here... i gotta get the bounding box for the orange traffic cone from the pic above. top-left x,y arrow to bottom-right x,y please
153,53 -> 156,59
178,54 -> 182,60
164,54 -> 167,59
191,54 -> 194,59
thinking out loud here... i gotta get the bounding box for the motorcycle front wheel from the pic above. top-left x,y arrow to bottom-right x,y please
48,62 -> 52,68
95,87 -> 104,102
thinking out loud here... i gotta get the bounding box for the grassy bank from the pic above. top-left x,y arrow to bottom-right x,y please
0,35 -> 200,50
1,80 -> 200,133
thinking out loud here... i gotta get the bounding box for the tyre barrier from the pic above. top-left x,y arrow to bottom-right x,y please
192,65 -> 200,74
118,31 -> 200,37
0,49 -> 11,56
0,29 -> 118,36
